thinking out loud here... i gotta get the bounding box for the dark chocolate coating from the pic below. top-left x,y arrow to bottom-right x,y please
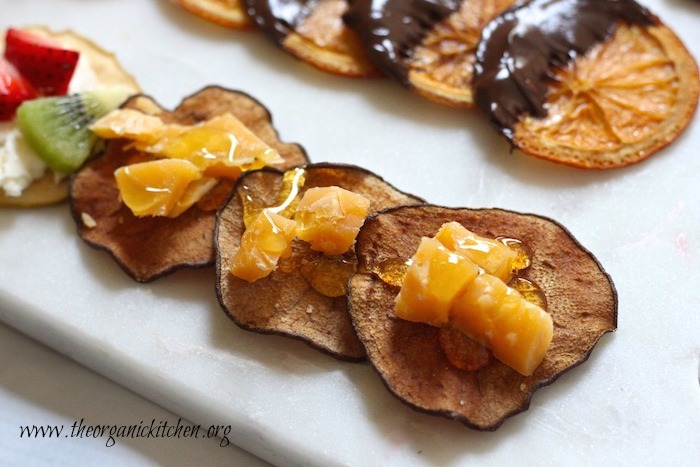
246,0 -> 318,44
344,0 -> 460,84
473,0 -> 658,139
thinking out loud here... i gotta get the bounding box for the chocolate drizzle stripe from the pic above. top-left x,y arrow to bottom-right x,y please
344,0 -> 460,84
473,0 -> 658,139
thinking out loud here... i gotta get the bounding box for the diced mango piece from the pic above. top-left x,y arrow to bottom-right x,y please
434,221 -> 517,282
157,114 -> 283,177
451,273 -> 553,376
294,186 -> 370,255
168,176 -> 219,218
229,209 -> 297,282
395,237 -> 480,327
93,110 -> 283,179
114,158 -> 202,217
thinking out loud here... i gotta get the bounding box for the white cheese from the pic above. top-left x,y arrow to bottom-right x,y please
0,124 -> 47,197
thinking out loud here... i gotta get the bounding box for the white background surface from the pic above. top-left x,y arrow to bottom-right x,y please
0,321 -> 270,466
1,0 -> 699,465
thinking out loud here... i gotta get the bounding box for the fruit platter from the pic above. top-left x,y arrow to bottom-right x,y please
1,0 -> 699,465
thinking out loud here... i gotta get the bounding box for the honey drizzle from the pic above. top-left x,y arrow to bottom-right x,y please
498,237 -> 531,271
367,257 -> 411,287
300,256 -> 357,297
508,277 -> 548,310
240,167 -> 307,228
238,167 -> 358,297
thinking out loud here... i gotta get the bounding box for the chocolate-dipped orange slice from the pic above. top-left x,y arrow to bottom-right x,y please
246,0 -> 380,77
473,0 -> 699,169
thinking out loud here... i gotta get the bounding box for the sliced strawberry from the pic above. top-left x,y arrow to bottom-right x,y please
0,58 -> 36,121
4,28 -> 79,96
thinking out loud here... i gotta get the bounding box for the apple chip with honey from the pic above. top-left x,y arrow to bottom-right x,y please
473,0 -> 699,169
246,0 -> 380,77
69,86 -> 308,283
347,204 -> 617,429
215,163 -> 423,361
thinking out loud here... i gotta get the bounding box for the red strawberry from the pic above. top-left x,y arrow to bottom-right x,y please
0,58 -> 36,121
4,28 -> 79,96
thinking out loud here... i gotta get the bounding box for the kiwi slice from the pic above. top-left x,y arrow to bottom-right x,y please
16,86 -> 130,174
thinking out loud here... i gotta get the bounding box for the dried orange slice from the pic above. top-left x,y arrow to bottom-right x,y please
247,0 -> 380,77
515,24 -> 699,168
176,0 -> 253,29
473,0 -> 699,169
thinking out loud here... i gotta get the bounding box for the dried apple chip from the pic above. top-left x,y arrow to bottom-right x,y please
215,163 -> 423,361
246,0 -> 380,77
347,204 -> 617,429
344,0 -> 516,106
69,86 -> 308,282
473,0 -> 700,169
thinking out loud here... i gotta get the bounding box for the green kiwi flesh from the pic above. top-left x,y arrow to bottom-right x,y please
16,86 -> 130,174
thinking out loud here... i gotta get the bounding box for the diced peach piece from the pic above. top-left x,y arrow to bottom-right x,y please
434,221 -> 517,282
394,237 -> 480,327
451,273 -> 553,376
229,209 -> 297,282
294,186 -> 370,255
114,158 -> 202,217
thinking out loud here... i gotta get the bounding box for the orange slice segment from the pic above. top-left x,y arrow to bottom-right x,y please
176,0 -> 252,29
514,23 -> 699,169
407,0 -> 517,107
